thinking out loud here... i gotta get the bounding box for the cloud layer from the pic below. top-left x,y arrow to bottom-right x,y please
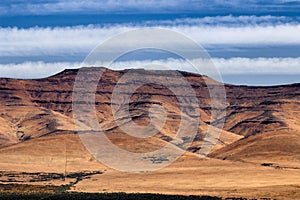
1,22 -> 300,58
1,57 -> 299,79
1,15 -> 300,81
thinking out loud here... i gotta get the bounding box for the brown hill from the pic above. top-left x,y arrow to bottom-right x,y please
0,67 -> 299,198
1,67 -> 299,143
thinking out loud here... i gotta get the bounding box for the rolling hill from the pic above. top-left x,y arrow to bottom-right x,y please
0,67 -> 299,199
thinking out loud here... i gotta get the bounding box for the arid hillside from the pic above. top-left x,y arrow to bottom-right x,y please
0,67 -> 299,199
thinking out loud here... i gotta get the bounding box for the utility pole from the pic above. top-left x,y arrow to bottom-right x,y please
64,137 -> 67,181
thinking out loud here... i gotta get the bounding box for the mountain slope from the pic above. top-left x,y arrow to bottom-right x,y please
0,67 -> 299,168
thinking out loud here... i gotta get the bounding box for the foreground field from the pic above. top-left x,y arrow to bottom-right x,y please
0,152 -> 299,199
71,156 -> 300,199
0,128 -> 299,199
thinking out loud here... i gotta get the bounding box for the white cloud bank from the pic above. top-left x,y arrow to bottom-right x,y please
1,24 -> 300,57
144,15 -> 297,26
1,57 -> 299,79
0,61 -> 82,79
1,16 -> 300,80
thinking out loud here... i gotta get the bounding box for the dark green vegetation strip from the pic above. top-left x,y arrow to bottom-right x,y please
0,183 -> 66,194
0,192 -> 220,200
0,171 -> 102,183
0,183 -> 221,199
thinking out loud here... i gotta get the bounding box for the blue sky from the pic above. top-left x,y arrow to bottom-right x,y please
1,0 -> 300,15
0,0 -> 300,85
